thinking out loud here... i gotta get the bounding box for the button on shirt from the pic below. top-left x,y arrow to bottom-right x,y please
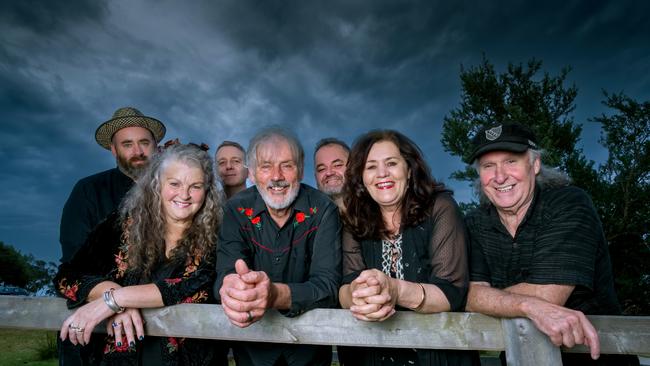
214,183 -> 342,366
215,183 -> 341,314
466,185 -> 621,315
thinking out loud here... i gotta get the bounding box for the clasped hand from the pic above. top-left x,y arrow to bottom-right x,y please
219,259 -> 272,328
349,269 -> 397,322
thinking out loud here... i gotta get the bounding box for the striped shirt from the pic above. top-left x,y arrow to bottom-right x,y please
466,185 -> 621,315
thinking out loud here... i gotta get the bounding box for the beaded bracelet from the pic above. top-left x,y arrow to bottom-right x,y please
103,288 -> 125,313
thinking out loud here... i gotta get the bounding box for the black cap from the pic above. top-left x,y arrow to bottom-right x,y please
466,123 -> 539,163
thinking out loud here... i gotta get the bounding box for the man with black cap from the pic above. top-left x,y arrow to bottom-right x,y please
464,123 -> 638,365
57,107 -> 165,365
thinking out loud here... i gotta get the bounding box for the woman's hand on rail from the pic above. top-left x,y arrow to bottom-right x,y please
349,269 -> 397,322
60,297 -> 115,346
106,308 -> 144,351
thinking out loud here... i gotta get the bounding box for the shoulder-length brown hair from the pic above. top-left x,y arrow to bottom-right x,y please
342,130 -> 447,240
119,144 -> 223,281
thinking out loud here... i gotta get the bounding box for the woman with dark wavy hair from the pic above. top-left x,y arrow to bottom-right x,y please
339,130 -> 479,366
54,143 -> 228,365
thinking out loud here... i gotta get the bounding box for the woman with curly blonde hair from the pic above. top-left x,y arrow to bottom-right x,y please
54,143 -> 228,365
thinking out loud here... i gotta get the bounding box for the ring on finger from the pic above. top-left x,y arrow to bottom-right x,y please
246,311 -> 253,322
112,321 -> 120,328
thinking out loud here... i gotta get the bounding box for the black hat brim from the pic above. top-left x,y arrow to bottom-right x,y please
468,141 -> 530,163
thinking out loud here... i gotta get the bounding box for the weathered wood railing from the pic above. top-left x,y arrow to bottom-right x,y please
1,296 -> 648,365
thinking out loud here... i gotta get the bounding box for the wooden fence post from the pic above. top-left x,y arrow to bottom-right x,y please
501,318 -> 562,366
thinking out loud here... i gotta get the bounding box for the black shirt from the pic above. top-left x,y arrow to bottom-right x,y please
214,183 -> 341,366
341,192 -> 479,366
59,167 -> 133,262
55,212 -> 228,366
466,185 -> 621,316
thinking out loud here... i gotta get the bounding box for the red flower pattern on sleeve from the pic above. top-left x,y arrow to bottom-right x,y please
164,278 -> 182,285
58,278 -> 79,301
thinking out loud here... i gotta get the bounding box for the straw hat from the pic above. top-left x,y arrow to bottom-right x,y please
95,107 -> 166,149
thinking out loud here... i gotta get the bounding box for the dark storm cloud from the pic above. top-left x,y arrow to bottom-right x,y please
0,0 -> 108,34
1,0 -> 648,262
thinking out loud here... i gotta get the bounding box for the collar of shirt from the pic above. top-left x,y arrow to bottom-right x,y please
250,183 -> 312,218
486,185 -> 542,235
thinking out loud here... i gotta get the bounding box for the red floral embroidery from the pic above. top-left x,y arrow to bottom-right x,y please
114,250 -> 128,279
293,207 -> 317,227
166,337 -> 182,353
104,336 -> 132,354
296,212 -> 306,222
58,279 -> 79,301
183,256 -> 200,277
164,278 -> 182,285
115,337 -> 130,352
239,207 -> 262,230
182,290 -> 209,304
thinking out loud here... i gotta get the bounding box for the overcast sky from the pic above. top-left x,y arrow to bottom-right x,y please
1,0 -> 648,263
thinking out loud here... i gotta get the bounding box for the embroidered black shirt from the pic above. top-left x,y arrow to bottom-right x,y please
214,183 -> 341,366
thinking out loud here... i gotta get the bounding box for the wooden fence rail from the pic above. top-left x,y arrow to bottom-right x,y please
1,296 -> 648,366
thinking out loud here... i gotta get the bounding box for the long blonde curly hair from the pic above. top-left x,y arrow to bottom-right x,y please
119,144 -> 223,281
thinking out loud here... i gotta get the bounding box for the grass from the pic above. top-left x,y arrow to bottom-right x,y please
0,329 -> 58,366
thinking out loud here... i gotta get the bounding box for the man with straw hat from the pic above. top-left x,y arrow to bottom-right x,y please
57,107 -> 165,365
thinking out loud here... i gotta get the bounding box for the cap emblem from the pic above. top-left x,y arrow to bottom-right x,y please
485,125 -> 502,141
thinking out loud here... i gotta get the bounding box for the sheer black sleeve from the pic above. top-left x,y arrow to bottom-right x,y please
425,192 -> 470,311
341,230 -> 365,285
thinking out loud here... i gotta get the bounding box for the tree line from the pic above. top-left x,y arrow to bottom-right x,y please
0,241 -> 57,294
441,56 -> 649,315
1,56 -> 648,314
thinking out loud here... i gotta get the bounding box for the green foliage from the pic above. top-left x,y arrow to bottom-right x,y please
590,91 -> 650,315
0,241 -> 57,294
0,241 -> 33,288
35,332 -> 58,361
0,329 -> 57,365
441,56 -> 650,314
441,55 -> 584,184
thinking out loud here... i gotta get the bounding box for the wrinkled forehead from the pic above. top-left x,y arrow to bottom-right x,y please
256,138 -> 296,163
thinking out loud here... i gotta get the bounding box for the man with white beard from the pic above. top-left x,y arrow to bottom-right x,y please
215,127 -> 342,366
313,137 -> 349,210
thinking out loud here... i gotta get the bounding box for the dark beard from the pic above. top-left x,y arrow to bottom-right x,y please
117,154 -> 148,179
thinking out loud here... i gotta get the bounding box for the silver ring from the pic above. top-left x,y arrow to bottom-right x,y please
246,311 -> 253,322
75,328 -> 85,333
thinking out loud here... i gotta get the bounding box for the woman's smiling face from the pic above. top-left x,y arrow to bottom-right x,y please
161,160 -> 206,225
362,140 -> 410,212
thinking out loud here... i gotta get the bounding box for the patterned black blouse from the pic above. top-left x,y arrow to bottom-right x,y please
54,212 -> 227,366
340,192 -> 479,366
